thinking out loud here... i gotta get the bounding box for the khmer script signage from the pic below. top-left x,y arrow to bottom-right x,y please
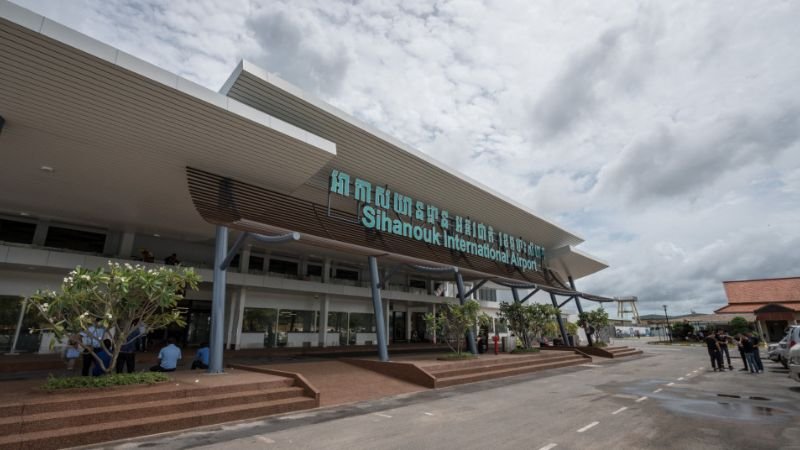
329,169 -> 544,272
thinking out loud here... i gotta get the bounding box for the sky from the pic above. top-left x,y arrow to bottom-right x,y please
11,0 -> 800,315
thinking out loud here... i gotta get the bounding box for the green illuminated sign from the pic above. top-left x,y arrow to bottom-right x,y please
330,169 -> 544,272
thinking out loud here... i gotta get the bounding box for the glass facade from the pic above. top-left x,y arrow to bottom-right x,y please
348,312 -> 375,345
242,307 -> 278,347
277,309 -> 317,346
0,218 -> 36,244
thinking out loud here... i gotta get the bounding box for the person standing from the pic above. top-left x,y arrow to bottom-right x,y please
736,333 -> 749,372
715,329 -> 733,370
80,318 -> 105,376
150,338 -> 182,372
747,331 -> 764,373
116,322 -> 141,374
741,333 -> 758,374
91,339 -> 113,376
63,338 -> 81,374
705,333 -> 724,371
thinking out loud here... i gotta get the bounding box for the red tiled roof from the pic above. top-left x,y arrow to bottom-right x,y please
722,277 -> 800,304
715,302 -> 800,314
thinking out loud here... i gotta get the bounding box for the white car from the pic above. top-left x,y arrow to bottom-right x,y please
779,326 -> 800,369
789,342 -> 800,383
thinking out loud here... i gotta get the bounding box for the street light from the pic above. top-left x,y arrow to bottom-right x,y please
663,304 -> 672,343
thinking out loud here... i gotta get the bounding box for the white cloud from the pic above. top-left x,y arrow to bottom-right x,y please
11,0 -> 800,315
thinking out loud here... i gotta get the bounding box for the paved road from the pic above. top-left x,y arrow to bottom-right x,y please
96,341 -> 800,450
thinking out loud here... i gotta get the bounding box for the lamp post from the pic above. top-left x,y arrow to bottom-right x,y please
663,305 -> 672,344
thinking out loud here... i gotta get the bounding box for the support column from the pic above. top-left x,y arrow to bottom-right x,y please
322,257 -> 332,283
405,302 -> 412,341
209,226 -> 228,373
225,289 -> 238,349
432,303 -> 437,344
117,231 -> 136,259
368,256 -> 389,361
569,277 -> 592,346
6,299 -> 27,355
234,288 -> 246,349
319,294 -> 329,347
511,287 -> 520,303
455,271 -> 478,354
550,292 -> 570,347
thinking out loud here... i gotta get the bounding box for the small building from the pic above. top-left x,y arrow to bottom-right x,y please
716,277 -> 800,341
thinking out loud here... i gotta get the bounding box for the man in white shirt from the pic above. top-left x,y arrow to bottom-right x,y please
150,337 -> 182,372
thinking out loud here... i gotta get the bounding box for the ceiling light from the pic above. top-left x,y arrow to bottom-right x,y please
153,233 -> 161,237
40,166 -> 54,173
19,212 -> 30,216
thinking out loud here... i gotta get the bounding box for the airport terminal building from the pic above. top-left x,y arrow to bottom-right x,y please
0,1 -> 610,360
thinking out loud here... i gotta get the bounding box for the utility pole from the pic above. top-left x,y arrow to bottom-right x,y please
662,304 -> 672,344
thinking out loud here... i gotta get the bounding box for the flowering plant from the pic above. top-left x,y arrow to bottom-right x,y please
28,262 -> 200,374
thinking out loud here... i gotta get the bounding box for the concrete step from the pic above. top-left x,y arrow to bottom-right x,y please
0,396 -> 318,450
428,354 -> 581,378
611,350 -> 643,358
434,356 -> 587,388
0,386 -> 305,436
0,378 -> 294,418
424,351 -> 574,372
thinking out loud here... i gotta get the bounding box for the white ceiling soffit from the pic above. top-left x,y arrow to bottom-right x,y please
547,245 -> 609,281
221,60 -> 586,251
0,0 -> 334,237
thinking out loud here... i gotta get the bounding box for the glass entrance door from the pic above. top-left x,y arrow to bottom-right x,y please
391,311 -> 407,343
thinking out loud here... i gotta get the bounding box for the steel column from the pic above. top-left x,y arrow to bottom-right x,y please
550,292 -> 570,347
209,225 -> 228,373
6,298 -> 27,355
368,256 -> 389,362
455,271 -> 478,354
511,287 -> 520,303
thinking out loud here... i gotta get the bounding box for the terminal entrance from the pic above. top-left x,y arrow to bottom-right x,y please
391,311 -> 407,343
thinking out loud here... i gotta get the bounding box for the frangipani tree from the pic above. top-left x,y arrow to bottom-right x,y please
28,262 -> 200,374
579,307 -> 609,346
497,302 -> 558,349
425,300 -> 484,355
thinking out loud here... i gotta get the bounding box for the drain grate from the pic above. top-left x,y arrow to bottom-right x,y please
749,396 -> 770,401
717,393 -> 740,399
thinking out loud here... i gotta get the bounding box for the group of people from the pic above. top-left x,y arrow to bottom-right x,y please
705,329 -> 764,373
62,317 -> 210,376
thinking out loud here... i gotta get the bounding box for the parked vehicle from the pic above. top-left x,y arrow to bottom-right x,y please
768,341 -> 782,362
778,326 -> 800,369
789,342 -> 800,383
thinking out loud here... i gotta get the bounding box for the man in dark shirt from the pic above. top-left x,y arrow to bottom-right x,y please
705,334 -> 723,371
741,334 -> 758,373
116,323 -> 140,374
92,339 -> 113,376
736,333 -> 749,371
746,332 -> 764,373
715,330 -> 733,370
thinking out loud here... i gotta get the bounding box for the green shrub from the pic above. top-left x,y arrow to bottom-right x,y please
591,341 -> 608,348
436,353 -> 477,361
511,347 -> 541,354
43,372 -> 169,391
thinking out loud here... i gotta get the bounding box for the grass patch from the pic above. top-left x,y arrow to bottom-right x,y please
511,347 -> 541,354
436,353 -> 477,361
43,372 -> 170,391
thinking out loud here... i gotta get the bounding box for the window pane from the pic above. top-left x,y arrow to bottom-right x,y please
44,226 -> 106,253
306,264 -> 322,277
335,268 -> 359,281
268,259 -> 298,276
348,313 -> 375,345
249,256 -> 264,272
277,309 -> 316,347
0,219 -> 36,244
0,296 -> 41,352
242,308 -> 277,347
327,311 -> 348,345
409,279 -> 427,289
